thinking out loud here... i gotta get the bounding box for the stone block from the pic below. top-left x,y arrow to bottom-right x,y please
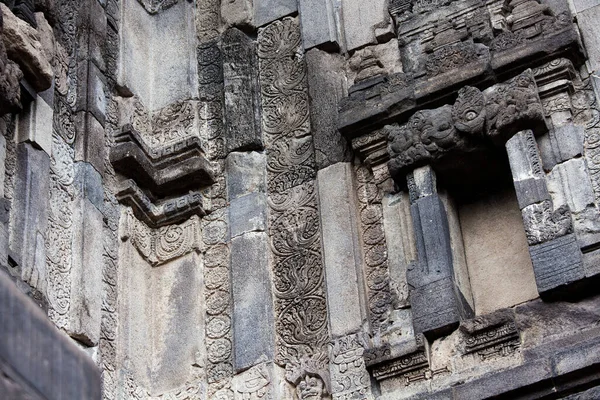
298,0 -> 338,50
382,192 -> 415,309
409,277 -> 461,338
506,130 -> 544,181
221,0 -> 252,27
529,233 -> 585,294
547,158 -> 595,213
317,163 -> 364,337
514,178 -> 551,209
9,143 -> 50,288
68,197 -> 104,346
223,28 -> 262,153
0,135 -> 6,198
78,61 -> 107,126
226,151 -> 267,200
254,0 -> 297,27
231,232 -> 274,371
306,49 -> 351,170
0,3 -> 52,91
75,112 -> 106,176
572,0 -> 600,13
577,6 -> 600,74
341,0 -> 394,51
73,162 -> 104,211
409,165 -> 437,200
230,192 -> 267,238
0,269 -> 102,400
16,94 -> 53,156
553,125 -> 584,164
409,194 -> 453,286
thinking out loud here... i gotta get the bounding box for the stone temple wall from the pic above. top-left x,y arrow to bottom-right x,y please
1,0 -> 600,399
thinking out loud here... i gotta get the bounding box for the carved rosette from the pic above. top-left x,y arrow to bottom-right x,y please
46,133 -> 75,329
258,17 -> 330,367
355,165 -> 393,331
202,180 -> 234,399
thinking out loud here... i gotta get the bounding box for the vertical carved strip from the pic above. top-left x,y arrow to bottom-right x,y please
355,165 -> 393,332
258,17 -> 329,365
573,78 -> 600,204
196,0 -> 221,44
46,133 -> 74,329
202,180 -> 234,398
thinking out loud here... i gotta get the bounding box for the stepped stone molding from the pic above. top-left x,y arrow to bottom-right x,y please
258,16 -> 330,369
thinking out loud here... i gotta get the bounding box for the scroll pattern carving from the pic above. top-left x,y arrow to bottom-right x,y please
355,165 -> 393,332
573,77 -> 600,204
124,209 -> 202,267
198,41 -> 226,160
258,17 -> 329,367
46,133 -> 75,328
463,322 -> 520,360
522,200 -> 572,245
202,185 -> 234,399
329,334 -> 372,399
196,0 -> 221,44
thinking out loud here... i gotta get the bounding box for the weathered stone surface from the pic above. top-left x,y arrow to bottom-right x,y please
230,192 -> 267,238
226,151 -> 266,200
547,158 -> 596,213
68,194 -> 104,346
223,28 -> 262,153
306,49 -> 351,170
254,0 -> 297,27
317,163 -> 364,338
16,94 -> 52,156
0,3 -> 52,91
0,269 -> 102,399
0,8 -> 23,115
341,0 -> 393,51
529,233 -> 585,294
231,232 -> 274,371
9,142 -> 49,289
298,0 -> 338,50
409,277 -> 462,338
538,125 -> 584,170
576,6 -> 600,74
75,112 -> 106,176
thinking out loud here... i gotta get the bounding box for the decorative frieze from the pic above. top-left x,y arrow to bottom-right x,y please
121,209 -> 202,267
460,310 -> 521,361
371,349 -> 429,383
258,17 -> 329,366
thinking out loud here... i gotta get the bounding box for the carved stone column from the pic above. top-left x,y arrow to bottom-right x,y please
407,166 -> 473,339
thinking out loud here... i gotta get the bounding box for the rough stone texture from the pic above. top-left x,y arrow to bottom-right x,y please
529,234 -> 585,294
0,3 -> 52,91
317,162 -> 364,338
0,269 -> 102,399
16,94 -> 52,156
9,143 -> 49,290
254,0 -> 297,27
226,151 -> 267,200
298,0 -> 338,50
222,28 -> 262,153
547,158 -> 596,213
231,232 -> 274,372
341,0 -> 393,51
306,49 -> 351,170
229,192 -> 267,238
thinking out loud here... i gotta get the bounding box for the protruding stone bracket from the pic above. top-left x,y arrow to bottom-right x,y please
459,309 -> 521,361
110,124 -> 215,197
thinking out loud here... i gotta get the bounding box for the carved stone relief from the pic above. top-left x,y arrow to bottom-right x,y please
135,0 -> 179,14
329,334 -> 372,399
232,363 -> 271,400
258,17 -> 329,367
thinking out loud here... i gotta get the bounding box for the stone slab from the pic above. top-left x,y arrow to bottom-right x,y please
75,111 -> 106,177
223,28 -> 262,153
306,49 -> 351,170
254,0 -> 297,27
74,161 -> 104,211
298,0 -> 338,50
578,6 -> 600,74
68,197 -> 104,346
9,143 -> 50,288
0,269 -> 102,400
317,163 -> 364,337
231,232 -> 274,371
229,192 -> 267,238
529,233 -> 585,294
506,130 -> 544,181
572,0 -> 600,13
340,0 -> 393,51
226,151 -> 267,200
16,94 -> 53,157
547,158 -> 595,213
